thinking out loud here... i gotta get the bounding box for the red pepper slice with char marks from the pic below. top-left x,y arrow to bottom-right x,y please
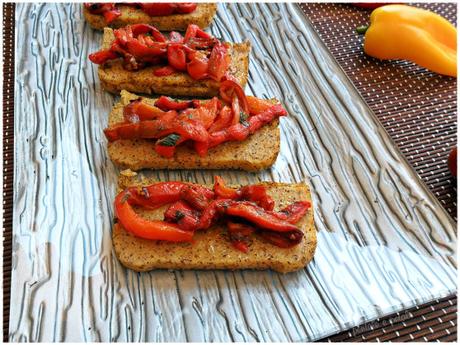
208,42 -> 230,82
104,110 -> 178,142
154,66 -> 176,77
208,104 -> 288,148
167,44 -> 187,71
187,55 -> 209,80
213,176 -> 241,199
123,99 -> 166,122
88,49 -> 119,64
219,201 -> 300,232
126,39 -> 167,59
180,184 -> 214,210
139,3 -> 176,16
208,105 -> 232,133
258,229 -> 304,248
114,191 -> 194,242
239,185 -> 275,211
124,181 -> 214,210
227,221 -> 255,253
219,80 -> 249,116
154,96 -> 194,111
270,201 -> 311,224
164,200 -> 201,231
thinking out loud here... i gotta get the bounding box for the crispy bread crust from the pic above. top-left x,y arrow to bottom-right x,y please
84,3 -> 218,31
113,173 -> 317,273
97,28 -> 250,97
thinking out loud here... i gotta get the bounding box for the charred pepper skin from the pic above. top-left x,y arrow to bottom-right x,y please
359,5 -> 457,77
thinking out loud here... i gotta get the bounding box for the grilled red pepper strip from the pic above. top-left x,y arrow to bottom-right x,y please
213,176 -> 241,199
164,200 -> 201,231
239,185 -> 275,211
208,104 -> 288,148
114,191 -> 194,242
219,79 -> 249,116
104,111 -> 177,142
208,42 -> 230,82
88,49 -> 119,64
247,96 -> 274,115
271,201 -> 311,224
104,111 -> 210,145
180,184 -> 214,210
84,3 -> 121,23
154,96 -> 194,111
208,105 -> 232,133
213,177 -> 274,211
154,66 -> 176,77
258,229 -> 304,248
227,221 -> 255,253
123,99 -> 166,122
127,181 -> 214,209
219,201 -> 300,232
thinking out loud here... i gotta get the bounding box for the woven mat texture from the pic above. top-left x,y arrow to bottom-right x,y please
300,2 -> 457,342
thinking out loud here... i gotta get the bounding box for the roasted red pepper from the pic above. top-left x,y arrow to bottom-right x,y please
258,229 -> 304,248
85,3 -> 198,21
219,201 -> 300,233
104,81 -> 288,158
271,201 -> 311,224
164,200 -> 201,231
123,98 -> 166,122
213,176 -> 241,199
85,3 -> 121,23
208,104 -> 288,149
153,66 -> 176,77
208,42 -> 231,82
154,96 -> 194,111
239,185 -> 275,211
115,177 -> 310,249
227,221 -> 255,253
89,22 -> 230,82
88,49 -> 119,64
114,191 -> 194,242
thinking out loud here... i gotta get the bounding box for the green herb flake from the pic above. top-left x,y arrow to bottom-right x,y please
239,111 -> 249,127
158,133 -> 181,147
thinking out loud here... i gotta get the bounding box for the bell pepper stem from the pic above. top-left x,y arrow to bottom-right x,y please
356,25 -> 369,34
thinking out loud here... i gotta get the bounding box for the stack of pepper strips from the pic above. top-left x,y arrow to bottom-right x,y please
90,11 -> 310,253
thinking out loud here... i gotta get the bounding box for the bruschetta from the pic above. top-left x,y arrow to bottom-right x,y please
113,172 -> 317,273
83,3 -> 218,31
89,24 -> 250,97
104,80 -> 285,171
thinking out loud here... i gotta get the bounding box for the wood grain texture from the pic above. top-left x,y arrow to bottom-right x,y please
9,3 -> 456,342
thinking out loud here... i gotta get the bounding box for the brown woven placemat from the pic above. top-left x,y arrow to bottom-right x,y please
3,3 -> 15,342
299,2 -> 457,342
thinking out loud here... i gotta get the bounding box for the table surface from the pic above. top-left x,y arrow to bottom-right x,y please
3,2 -> 457,342
300,3 -> 457,342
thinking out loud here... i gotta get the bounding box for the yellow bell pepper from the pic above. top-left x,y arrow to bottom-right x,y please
357,5 -> 457,77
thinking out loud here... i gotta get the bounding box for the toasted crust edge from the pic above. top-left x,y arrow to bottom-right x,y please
84,3 -> 218,31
